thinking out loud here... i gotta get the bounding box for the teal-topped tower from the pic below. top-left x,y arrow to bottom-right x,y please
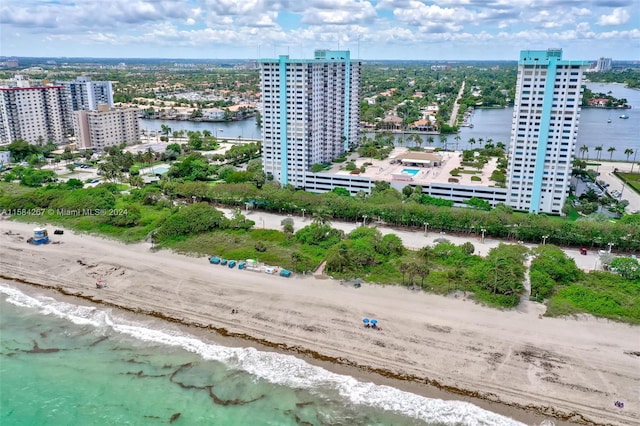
258,50 -> 360,187
506,49 -> 589,214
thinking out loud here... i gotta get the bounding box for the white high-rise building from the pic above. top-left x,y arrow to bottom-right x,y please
259,49 -> 360,187
506,49 -> 589,214
594,57 -> 612,72
74,104 -> 140,151
0,85 -> 70,145
60,77 -> 114,111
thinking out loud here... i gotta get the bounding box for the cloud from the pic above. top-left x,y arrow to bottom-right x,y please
300,0 -> 377,25
598,7 -> 630,25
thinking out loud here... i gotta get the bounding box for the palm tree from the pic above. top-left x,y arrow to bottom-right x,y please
416,264 -> 430,288
580,145 -> 589,159
454,134 -> 461,151
439,134 -> 448,151
407,263 -> 418,287
426,136 -> 434,146
128,175 -> 144,188
398,263 -> 408,285
595,145 -> 603,160
144,148 -> 155,175
624,148 -> 634,161
607,146 -> 616,160
478,137 -> 484,148
468,137 -> 476,148
312,209 -> 332,226
418,246 -> 432,264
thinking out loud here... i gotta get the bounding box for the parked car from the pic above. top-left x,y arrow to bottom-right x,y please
228,260 -> 237,268
53,229 -> 64,235
579,247 -> 587,255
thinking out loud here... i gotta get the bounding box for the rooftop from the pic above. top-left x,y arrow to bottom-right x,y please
323,147 -> 501,188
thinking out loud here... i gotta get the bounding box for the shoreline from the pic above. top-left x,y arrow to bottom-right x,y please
0,277 -> 564,426
1,220 -> 638,426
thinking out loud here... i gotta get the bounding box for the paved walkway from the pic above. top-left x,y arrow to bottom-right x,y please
222,207 -> 603,272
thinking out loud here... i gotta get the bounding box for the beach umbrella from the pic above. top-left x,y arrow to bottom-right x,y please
370,319 -> 378,326
362,318 -> 370,324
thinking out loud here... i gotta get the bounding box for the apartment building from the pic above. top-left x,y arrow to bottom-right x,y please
506,49 -> 589,214
0,85 -> 70,145
59,77 -> 114,111
594,57 -> 612,73
74,104 -> 140,150
259,49 -> 360,187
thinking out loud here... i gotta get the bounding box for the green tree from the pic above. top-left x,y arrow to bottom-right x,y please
595,145 -> 603,160
580,145 -> 589,159
607,146 -> 616,160
609,257 -> 640,280
624,148 -> 634,161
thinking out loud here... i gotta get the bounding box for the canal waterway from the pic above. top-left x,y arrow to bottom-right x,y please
141,83 -> 638,162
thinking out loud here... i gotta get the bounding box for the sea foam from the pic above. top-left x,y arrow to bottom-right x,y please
1,283 -> 525,426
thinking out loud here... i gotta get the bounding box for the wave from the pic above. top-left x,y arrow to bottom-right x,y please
1,283 -> 524,426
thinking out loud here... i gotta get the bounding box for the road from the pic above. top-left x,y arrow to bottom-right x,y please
448,80 -> 466,127
221,206 -> 603,273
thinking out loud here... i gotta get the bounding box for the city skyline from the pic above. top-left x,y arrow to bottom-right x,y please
1,1 -> 639,61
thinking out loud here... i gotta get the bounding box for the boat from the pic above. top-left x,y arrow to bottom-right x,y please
619,114 -> 629,119
607,118 -> 612,123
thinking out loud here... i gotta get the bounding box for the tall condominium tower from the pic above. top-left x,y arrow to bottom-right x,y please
0,86 -> 70,145
59,77 -> 114,111
259,50 -> 360,187
506,49 -> 589,214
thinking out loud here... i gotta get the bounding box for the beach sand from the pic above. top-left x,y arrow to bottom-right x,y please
1,220 -> 638,425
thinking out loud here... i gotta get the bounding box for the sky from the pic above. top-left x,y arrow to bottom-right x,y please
1,0 -> 639,61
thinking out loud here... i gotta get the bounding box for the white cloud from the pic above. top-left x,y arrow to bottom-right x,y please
392,1 -> 475,27
300,0 -> 377,25
0,0 -> 638,59
598,7 -> 630,25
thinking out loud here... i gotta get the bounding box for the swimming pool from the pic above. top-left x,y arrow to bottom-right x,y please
402,168 -> 420,176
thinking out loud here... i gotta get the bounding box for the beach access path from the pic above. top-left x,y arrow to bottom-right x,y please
0,220 -> 637,426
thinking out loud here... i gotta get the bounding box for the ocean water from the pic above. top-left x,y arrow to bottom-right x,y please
0,283 -> 524,426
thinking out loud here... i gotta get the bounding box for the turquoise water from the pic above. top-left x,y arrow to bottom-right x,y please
0,283 -> 523,426
402,169 -> 420,176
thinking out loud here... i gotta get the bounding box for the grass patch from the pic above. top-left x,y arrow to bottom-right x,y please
546,271 -> 640,324
0,181 -> 35,197
616,171 -> 640,195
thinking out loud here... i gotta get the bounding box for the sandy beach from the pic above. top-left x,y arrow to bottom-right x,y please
1,220 -> 638,425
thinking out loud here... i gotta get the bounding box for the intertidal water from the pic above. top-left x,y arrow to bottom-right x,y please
0,283 -> 525,426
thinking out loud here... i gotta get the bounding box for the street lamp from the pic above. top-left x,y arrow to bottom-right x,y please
424,222 -> 429,236
542,235 -> 549,245
363,215 -> 368,226
481,227 -> 486,244
192,196 -> 196,204
301,208 -> 306,219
